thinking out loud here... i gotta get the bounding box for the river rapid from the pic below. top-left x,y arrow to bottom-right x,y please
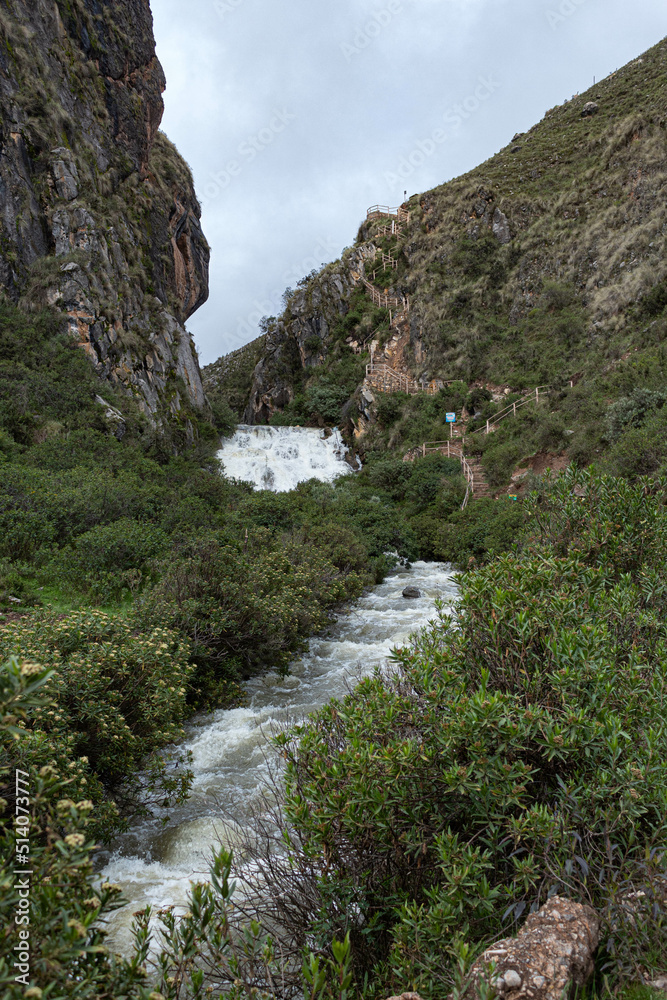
98,430 -> 459,956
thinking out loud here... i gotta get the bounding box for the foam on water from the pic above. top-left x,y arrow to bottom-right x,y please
98,561 -> 459,957
217,425 -> 354,492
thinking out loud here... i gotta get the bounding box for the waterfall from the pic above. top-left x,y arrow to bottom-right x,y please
217,425 -> 355,492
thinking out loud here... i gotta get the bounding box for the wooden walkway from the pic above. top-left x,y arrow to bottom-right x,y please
365,363 -> 448,396
422,440 -> 492,509
358,205 -> 575,507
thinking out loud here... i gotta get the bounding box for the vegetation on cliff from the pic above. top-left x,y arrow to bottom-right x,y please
0,0 -> 210,432
1,292 -> 499,851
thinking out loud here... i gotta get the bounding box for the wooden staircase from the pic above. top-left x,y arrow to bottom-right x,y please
365,363 -> 446,396
421,439 -> 492,509
466,457 -> 493,499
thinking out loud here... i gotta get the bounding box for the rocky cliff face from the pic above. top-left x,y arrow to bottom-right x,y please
0,0 -> 209,432
241,255 -> 364,424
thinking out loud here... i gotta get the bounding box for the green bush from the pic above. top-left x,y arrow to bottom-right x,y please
210,395 -> 237,437
0,559 -> 39,612
606,388 -> 667,440
375,392 -> 409,428
404,455 -> 460,507
230,469 -> 667,997
135,529 -> 371,696
640,278 -> 667,317
0,610 -> 195,836
52,518 -> 170,601
0,656 -> 153,999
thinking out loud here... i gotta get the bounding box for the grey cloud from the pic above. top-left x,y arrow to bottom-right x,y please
149,0 -> 667,363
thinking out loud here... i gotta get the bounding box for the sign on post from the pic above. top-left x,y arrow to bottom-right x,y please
446,413 -> 456,438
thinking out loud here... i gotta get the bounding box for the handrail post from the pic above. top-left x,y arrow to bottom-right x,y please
513,402 -> 516,417
422,443 -> 426,459
486,419 -> 489,434
536,387 -> 539,403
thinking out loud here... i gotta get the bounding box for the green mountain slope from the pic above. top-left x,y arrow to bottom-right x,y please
209,36 -> 667,485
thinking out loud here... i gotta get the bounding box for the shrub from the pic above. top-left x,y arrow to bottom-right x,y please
606,387 -> 667,440
0,656 -> 152,998
223,469 -> 667,997
404,455 -> 460,507
210,395 -> 237,436
640,278 -> 667,317
136,530 -> 371,696
375,392 -> 409,428
0,610 -> 195,835
53,517 -> 170,601
365,459 -> 413,499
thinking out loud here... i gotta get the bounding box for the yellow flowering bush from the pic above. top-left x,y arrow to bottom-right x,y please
0,611 -> 195,836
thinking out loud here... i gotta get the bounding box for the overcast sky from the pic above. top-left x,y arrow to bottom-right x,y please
149,0 -> 667,366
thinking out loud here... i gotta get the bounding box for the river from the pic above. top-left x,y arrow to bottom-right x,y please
97,429 -> 459,956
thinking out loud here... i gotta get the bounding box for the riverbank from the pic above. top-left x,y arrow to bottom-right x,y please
96,560 -> 459,957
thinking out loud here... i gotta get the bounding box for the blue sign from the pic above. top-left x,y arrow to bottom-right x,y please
445,413 -> 456,423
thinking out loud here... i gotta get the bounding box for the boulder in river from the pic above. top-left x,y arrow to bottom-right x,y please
402,587 -> 421,599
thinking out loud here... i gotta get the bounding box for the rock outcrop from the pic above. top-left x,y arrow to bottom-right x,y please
461,897 -> 600,1000
243,260 -> 359,424
203,334 -> 267,418
0,0 -> 209,434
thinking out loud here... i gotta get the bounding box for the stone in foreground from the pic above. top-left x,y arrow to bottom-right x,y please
402,587 -> 421,599
460,896 -> 600,1000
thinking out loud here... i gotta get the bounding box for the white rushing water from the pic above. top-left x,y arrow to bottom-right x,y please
217,425 -> 355,492
98,561 -> 459,957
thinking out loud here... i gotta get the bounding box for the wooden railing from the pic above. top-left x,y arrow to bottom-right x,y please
461,454 -> 475,509
366,205 -> 411,223
365,364 -> 445,396
423,440 -> 462,457
422,440 -> 474,509
484,381 -> 574,434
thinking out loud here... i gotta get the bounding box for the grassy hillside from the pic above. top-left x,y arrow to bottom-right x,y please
213,36 -> 667,490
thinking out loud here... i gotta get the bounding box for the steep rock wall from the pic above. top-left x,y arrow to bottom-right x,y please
0,0 -> 209,432
243,256 -> 362,424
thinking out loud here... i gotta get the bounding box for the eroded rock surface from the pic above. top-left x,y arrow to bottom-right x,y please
244,263 -> 358,424
0,0 -> 209,434
461,897 -> 600,1000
